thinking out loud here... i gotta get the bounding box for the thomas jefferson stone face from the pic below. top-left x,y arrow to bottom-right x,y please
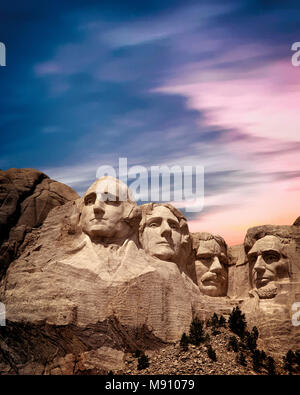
195,239 -> 228,297
140,205 -> 182,262
248,235 -> 289,289
79,178 -> 133,241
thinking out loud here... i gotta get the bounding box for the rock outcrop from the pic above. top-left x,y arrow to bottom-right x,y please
293,216 -> 300,226
0,168 -> 79,279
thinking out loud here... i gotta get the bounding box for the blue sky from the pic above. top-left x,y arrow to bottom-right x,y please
1,0 -> 300,244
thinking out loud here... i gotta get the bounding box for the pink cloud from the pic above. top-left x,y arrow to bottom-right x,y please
155,54 -> 300,245
156,59 -> 300,143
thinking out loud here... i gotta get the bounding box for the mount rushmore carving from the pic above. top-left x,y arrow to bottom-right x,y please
0,173 -> 299,373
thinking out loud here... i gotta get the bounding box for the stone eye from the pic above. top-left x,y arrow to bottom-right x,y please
85,194 -> 96,205
197,256 -> 212,263
263,252 -> 280,263
149,222 -> 159,228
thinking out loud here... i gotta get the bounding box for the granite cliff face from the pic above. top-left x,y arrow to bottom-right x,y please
0,175 -> 201,374
0,172 -> 299,374
0,168 -> 79,279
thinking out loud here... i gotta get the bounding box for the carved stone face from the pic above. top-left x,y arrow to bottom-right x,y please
140,205 -> 182,262
79,177 -> 133,241
195,239 -> 228,297
248,235 -> 289,289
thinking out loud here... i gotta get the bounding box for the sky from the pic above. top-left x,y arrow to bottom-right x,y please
1,0 -> 300,245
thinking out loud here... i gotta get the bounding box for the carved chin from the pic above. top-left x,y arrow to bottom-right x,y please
84,225 -> 116,239
153,247 -> 175,261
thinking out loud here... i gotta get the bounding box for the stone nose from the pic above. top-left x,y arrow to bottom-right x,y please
209,256 -> 222,273
93,199 -> 105,215
253,255 -> 266,274
160,221 -> 172,237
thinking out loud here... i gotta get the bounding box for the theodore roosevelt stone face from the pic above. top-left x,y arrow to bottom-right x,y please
193,233 -> 228,297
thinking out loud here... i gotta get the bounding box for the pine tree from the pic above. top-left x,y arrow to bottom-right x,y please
245,329 -> 258,352
189,317 -> 205,346
236,351 -> 247,366
283,350 -> 295,375
227,336 -> 239,352
228,306 -> 247,338
260,350 -> 267,361
211,313 -> 219,328
252,349 -> 262,372
204,333 -> 211,344
179,332 -> 189,351
295,350 -> 300,372
252,326 -> 259,340
137,353 -> 150,370
207,345 -> 217,361
218,315 -> 227,328
266,356 -> 276,375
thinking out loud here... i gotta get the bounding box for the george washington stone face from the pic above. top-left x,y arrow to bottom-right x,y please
78,176 -> 139,244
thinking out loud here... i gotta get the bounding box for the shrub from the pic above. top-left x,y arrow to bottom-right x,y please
134,349 -> 141,358
179,333 -> 189,351
211,313 -> 219,328
218,315 -> 227,327
189,317 -> 205,346
266,356 -> 276,375
207,345 -> 217,361
137,353 -> 150,370
283,350 -> 296,375
236,351 -> 247,366
204,333 -> 211,344
245,327 -> 258,352
260,350 -> 266,361
227,336 -> 239,352
295,350 -> 300,372
252,350 -> 263,372
228,306 -> 247,338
